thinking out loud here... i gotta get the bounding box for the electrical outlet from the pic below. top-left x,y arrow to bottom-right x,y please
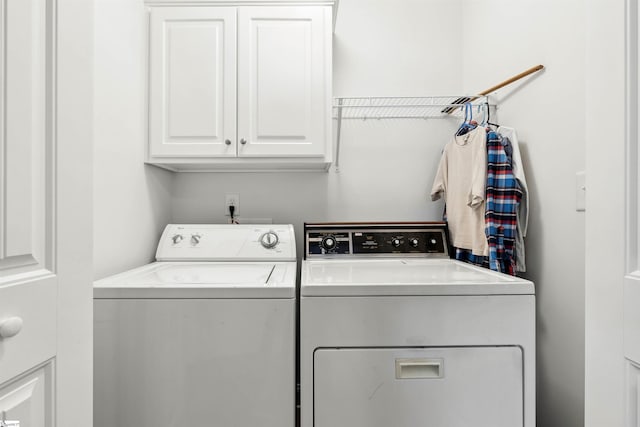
225,194 -> 239,216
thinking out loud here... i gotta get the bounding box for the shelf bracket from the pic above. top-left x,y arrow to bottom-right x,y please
334,97 -> 344,172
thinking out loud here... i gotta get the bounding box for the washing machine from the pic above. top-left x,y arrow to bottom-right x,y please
94,224 -> 296,427
300,222 -> 535,427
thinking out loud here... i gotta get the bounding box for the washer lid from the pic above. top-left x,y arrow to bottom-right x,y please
301,259 -> 534,296
94,262 -> 296,299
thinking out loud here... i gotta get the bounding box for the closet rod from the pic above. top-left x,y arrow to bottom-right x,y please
443,64 -> 545,113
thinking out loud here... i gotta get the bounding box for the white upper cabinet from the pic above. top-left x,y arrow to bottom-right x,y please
147,3 -> 334,172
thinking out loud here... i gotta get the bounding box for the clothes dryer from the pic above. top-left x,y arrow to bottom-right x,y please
94,224 -> 296,427
300,222 -> 535,427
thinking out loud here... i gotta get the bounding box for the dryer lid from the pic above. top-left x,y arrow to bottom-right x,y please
301,259 -> 534,296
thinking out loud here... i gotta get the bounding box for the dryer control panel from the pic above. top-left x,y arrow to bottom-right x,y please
304,222 -> 450,259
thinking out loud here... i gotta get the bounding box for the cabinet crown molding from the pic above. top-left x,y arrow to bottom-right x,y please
144,1 -> 339,34
144,0 -> 337,6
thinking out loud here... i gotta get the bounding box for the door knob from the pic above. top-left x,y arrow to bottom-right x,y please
0,317 -> 23,339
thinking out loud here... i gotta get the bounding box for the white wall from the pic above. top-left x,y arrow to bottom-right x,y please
461,2 -> 586,426
93,0 -> 173,279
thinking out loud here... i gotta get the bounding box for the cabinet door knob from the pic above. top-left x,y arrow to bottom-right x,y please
225,139 -> 231,145
0,317 -> 23,339
240,138 -> 247,145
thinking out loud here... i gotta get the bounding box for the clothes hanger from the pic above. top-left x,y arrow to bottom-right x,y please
456,103 -> 477,136
475,103 -> 488,130
484,101 -> 499,129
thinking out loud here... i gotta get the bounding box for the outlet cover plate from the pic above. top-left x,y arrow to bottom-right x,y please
225,193 -> 239,216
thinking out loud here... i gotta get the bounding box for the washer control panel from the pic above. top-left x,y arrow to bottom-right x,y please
305,222 -> 450,259
157,224 -> 296,261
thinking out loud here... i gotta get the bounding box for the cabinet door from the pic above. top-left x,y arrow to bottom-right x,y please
238,7 -> 331,158
148,7 -> 236,158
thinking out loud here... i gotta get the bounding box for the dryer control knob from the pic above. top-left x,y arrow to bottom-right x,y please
409,238 -> 420,248
172,234 -> 184,244
321,235 -> 337,251
391,238 -> 402,248
191,234 -> 201,245
260,231 -> 279,249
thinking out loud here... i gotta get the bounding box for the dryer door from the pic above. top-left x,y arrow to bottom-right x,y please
314,347 -> 523,427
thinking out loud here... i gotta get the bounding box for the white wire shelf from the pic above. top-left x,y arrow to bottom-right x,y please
331,96 -> 491,171
333,95 -> 490,120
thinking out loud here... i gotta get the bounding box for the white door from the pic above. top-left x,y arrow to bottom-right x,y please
148,6 -> 237,158
237,6 -> 330,157
587,1 -> 640,426
0,0 -> 93,425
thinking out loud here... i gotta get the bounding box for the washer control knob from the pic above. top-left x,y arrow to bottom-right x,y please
171,234 -> 184,244
321,235 -> 337,252
430,238 -> 438,245
391,238 -> 402,248
260,231 -> 279,249
409,238 -> 420,248
191,234 -> 201,245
